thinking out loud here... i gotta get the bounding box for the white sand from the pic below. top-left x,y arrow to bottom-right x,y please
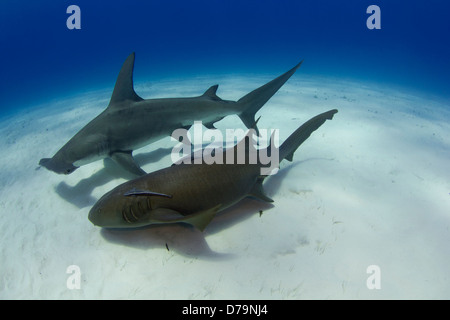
0,74 -> 449,299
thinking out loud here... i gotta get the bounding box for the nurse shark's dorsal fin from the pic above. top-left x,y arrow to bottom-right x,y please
108,52 -> 143,107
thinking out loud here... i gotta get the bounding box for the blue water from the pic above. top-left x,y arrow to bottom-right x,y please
1,0 -> 449,115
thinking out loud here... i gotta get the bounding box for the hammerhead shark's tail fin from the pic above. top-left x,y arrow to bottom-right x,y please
278,109 -> 338,163
237,61 -> 303,133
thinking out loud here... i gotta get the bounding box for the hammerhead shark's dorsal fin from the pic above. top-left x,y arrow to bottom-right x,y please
108,52 -> 143,106
110,151 -> 146,176
202,85 -> 221,101
151,204 -> 221,231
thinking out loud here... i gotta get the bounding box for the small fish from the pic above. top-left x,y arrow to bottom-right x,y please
165,243 -> 170,251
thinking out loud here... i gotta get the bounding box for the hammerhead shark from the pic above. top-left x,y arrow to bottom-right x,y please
39,53 -> 302,176
88,109 -> 338,230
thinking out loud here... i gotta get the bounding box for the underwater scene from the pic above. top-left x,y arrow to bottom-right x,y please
0,0 -> 449,300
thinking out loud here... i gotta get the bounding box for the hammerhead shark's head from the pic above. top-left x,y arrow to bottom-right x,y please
39,53 -> 302,176
88,109 -> 338,230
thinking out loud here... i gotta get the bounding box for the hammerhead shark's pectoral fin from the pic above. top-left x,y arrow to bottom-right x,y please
203,120 -> 220,130
110,151 -> 146,176
151,204 -> 221,231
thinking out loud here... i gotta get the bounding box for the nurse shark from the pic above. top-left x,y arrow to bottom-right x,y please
88,109 -> 338,230
39,53 -> 302,176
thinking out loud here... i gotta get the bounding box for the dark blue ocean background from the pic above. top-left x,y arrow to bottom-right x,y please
1,0 -> 449,115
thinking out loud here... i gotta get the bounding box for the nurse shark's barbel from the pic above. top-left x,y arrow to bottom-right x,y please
39,52 -> 302,176
88,109 -> 338,230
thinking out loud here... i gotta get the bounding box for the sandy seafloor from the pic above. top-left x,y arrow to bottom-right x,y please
0,73 -> 449,299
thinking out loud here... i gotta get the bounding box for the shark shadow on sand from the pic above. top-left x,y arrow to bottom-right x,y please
99,197 -> 274,259
97,159 -> 333,259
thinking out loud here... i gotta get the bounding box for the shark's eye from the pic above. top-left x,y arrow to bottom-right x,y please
66,169 -> 72,174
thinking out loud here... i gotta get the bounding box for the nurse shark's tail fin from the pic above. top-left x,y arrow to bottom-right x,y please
279,109 -> 338,162
237,61 -> 303,134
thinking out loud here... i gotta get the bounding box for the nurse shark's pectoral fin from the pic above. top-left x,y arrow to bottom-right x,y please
284,152 -> 294,162
151,204 -> 222,231
110,151 -> 146,176
184,204 -> 222,231
247,178 -> 274,203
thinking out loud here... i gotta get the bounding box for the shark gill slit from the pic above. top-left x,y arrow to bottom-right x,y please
122,206 -> 137,223
130,207 -> 138,220
122,200 -> 151,223
122,209 -> 132,223
137,202 -> 144,214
